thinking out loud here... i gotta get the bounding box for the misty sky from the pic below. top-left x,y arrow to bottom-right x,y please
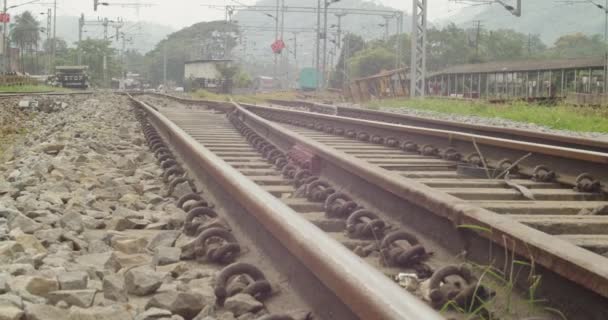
10,0 -> 475,29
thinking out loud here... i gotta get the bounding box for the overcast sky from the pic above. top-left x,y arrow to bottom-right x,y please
10,0 -> 474,29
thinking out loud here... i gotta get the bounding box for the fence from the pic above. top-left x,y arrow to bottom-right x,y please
0,75 -> 39,87
564,92 -> 608,106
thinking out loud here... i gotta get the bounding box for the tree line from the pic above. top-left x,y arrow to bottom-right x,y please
331,23 -> 608,88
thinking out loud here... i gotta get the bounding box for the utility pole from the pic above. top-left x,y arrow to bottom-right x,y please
46,8 -> 51,73
344,33 -> 349,85
51,0 -> 56,70
78,14 -> 84,64
472,20 -> 482,56
383,15 -> 390,41
396,12 -> 403,70
335,12 -> 346,49
103,18 -> 108,85
280,0 -> 285,87
316,0 -> 321,91
410,0 -> 427,97
273,0 -> 279,81
604,0 -> 608,94
3,0 -> 7,72
163,40 -> 167,88
322,1 -> 329,90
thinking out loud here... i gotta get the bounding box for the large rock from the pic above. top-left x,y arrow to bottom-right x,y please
75,252 -> 119,273
9,214 -> 42,234
223,293 -> 263,317
134,308 -> 172,320
0,304 -> 23,320
33,228 -> 63,247
112,237 -> 148,254
47,289 -> 97,308
153,246 -> 181,266
24,304 -> 65,320
146,231 -> 180,252
124,265 -> 164,296
68,304 -> 134,320
57,271 -> 88,290
8,275 -> 59,297
13,233 -> 46,254
0,241 -> 24,263
145,290 -> 206,319
0,273 -> 9,294
102,274 -> 127,302
59,212 -> 84,234
112,252 -> 151,270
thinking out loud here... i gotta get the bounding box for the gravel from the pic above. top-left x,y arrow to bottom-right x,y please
0,94 -> 271,320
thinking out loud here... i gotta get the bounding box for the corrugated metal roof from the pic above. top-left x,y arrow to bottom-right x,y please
430,57 -> 604,76
184,59 -> 233,64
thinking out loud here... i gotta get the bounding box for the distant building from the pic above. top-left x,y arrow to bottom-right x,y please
184,59 -> 233,92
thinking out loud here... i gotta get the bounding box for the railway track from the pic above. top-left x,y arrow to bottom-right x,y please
265,98 -> 608,154
135,93 -> 608,319
130,94 -> 443,320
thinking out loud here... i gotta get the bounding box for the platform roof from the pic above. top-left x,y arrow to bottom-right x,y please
430,57 -> 604,77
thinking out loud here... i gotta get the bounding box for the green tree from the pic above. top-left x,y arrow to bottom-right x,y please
12,11 -> 41,73
330,33 -> 366,88
144,20 -> 239,86
77,39 -> 120,86
548,33 -> 606,58
348,46 -> 396,78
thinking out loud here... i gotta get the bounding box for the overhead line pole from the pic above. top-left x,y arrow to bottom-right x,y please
316,0 -> 321,91
2,0 -> 6,72
322,1 -> 328,90
52,0 -> 56,70
410,0 -> 427,97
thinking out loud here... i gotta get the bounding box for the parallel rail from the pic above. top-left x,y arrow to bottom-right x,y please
266,98 -> 608,153
143,92 -> 608,319
130,95 -> 442,320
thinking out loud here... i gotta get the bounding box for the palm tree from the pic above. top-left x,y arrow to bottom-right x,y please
12,11 -> 41,73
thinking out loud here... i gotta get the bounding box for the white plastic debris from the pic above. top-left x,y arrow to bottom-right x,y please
395,273 -> 419,291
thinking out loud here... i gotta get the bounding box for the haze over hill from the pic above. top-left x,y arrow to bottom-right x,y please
49,15 -> 174,54
442,0 -> 606,45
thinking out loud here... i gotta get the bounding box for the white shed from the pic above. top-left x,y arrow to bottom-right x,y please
184,59 -> 232,80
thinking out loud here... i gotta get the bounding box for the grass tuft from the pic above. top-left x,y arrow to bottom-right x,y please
365,98 -> 608,133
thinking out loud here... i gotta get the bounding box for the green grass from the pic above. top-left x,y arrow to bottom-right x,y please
0,85 -> 66,93
365,98 -> 608,134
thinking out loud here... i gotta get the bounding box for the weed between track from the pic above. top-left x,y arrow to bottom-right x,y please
443,225 -> 566,320
366,98 -> 608,134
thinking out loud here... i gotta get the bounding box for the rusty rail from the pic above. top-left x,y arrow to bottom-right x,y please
266,98 -> 608,153
130,95 -> 444,320
230,102 -> 608,303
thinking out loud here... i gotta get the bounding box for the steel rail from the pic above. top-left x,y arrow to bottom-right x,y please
131,96 -> 443,320
249,104 -> 608,163
227,102 -> 608,302
266,98 -> 608,153
244,104 -> 608,191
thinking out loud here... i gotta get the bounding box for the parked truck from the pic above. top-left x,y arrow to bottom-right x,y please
54,66 -> 89,89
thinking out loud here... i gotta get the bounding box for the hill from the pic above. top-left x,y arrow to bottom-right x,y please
441,0 -> 606,45
53,15 -> 174,54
